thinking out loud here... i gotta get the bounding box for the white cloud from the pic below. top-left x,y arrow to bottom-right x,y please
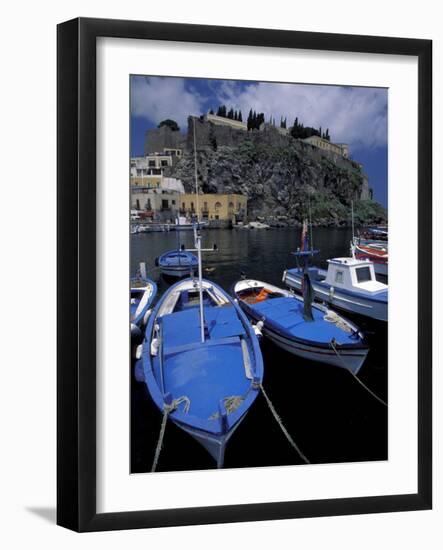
215,82 -> 387,150
131,76 -> 387,151
131,76 -> 204,129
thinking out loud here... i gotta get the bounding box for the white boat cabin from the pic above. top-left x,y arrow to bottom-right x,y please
323,257 -> 387,296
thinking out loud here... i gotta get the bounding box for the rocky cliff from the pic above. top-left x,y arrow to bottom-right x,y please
163,121 -> 386,226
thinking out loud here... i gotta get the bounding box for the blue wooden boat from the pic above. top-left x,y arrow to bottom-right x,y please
155,250 -> 198,278
130,277 -> 157,337
234,279 -> 368,374
140,277 -> 264,467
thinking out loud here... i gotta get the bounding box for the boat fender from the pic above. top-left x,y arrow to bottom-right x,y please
135,344 -> 143,360
253,320 -> 264,337
282,269 -> 287,282
150,338 -> 159,356
143,309 -> 152,326
328,286 -> 335,301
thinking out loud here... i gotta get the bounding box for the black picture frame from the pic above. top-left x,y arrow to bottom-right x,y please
57,17 -> 432,532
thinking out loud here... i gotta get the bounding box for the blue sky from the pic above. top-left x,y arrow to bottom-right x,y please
131,76 -> 388,207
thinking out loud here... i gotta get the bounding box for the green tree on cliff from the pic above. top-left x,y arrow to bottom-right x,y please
158,119 -> 180,132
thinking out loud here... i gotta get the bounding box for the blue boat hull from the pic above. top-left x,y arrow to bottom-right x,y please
141,278 -> 264,468
234,280 -> 368,374
283,269 -> 388,322
156,250 -> 198,279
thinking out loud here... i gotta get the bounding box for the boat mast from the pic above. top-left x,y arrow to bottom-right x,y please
193,118 -> 205,343
194,225 -> 205,343
193,117 -> 200,222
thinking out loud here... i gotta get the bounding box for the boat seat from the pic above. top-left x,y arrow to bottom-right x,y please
164,336 -> 240,357
161,306 -> 246,357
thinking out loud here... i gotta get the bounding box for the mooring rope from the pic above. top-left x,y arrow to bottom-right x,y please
329,340 -> 387,407
259,383 -> 310,464
151,396 -> 190,472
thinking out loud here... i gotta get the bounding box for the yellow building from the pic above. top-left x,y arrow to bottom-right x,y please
180,193 -> 247,222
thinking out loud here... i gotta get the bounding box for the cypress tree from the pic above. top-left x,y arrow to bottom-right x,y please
238,110 -> 243,122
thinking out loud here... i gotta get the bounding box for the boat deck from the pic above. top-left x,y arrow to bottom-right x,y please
159,306 -> 250,418
249,296 -> 356,345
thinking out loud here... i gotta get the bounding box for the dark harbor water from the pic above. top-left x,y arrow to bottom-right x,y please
131,227 -> 387,473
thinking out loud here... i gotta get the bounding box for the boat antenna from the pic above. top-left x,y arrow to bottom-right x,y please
194,224 -> 205,343
351,199 -> 355,241
193,117 -> 200,223
351,200 -> 356,259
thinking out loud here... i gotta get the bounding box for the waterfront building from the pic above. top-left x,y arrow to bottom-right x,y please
130,187 -> 182,222
179,193 -> 247,223
301,135 -> 349,158
130,154 -> 184,191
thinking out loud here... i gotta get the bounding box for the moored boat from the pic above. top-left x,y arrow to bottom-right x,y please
140,277 -> 264,468
283,219 -> 388,322
155,249 -> 198,278
353,242 -> 388,276
233,279 -> 368,374
130,276 -> 157,336
283,257 -> 388,322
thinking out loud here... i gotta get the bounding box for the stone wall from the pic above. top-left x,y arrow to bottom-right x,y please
144,126 -> 187,155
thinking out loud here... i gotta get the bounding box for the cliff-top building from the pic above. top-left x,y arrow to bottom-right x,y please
204,113 -> 248,131
302,135 -> 349,158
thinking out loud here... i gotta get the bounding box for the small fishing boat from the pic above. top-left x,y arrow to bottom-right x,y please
233,279 -> 368,374
283,220 -> 388,322
283,256 -> 388,322
155,249 -> 198,278
130,276 -> 157,337
353,241 -> 388,276
140,222 -> 263,468
141,279 -> 263,468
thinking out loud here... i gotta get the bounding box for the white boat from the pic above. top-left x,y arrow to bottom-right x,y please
246,221 -> 270,230
283,256 -> 388,322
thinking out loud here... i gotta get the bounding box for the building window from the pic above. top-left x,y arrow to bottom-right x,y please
215,215 -> 219,220
182,202 -> 185,210
191,202 -> 194,212
215,201 -> 222,210
161,160 -> 168,167
335,271 -> 344,284
136,199 -> 140,210
172,200 -> 176,205
148,160 -> 155,167
162,199 -> 169,210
